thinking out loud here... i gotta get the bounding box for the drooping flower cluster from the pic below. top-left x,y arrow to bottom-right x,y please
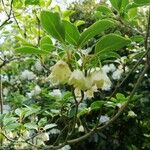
49,60 -> 112,98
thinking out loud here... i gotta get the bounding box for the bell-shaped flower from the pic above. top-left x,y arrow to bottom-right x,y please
68,69 -> 92,91
91,70 -> 111,90
49,60 -> 72,84
68,69 -> 87,90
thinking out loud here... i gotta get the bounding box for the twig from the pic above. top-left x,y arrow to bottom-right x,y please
0,0 -> 14,28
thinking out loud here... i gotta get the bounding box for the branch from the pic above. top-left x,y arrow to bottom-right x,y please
0,0 -> 14,28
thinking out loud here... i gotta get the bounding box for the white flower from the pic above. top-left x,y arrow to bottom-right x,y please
109,64 -> 116,72
20,70 -> 36,80
34,60 -> 43,71
78,125 -> 84,132
49,60 -> 72,84
49,129 -> 60,134
128,110 -> 137,117
3,105 -> 11,114
22,131 -> 30,139
102,65 -> 110,73
14,138 -> 28,149
50,89 -> 62,97
102,79 -> 112,91
77,59 -> 82,66
99,115 -> 110,123
116,103 -> 122,108
3,88 -> 9,96
91,70 -> 112,90
112,69 -> 123,80
1,75 -> 9,82
85,89 -> 94,99
69,69 -> 89,90
59,145 -> 71,150
31,85 -> 41,96
3,50 -> 13,57
85,85 -> 97,99
27,85 -> 41,98
38,133 -> 49,141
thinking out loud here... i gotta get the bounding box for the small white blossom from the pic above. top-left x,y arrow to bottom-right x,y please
109,64 -> 116,72
128,110 -> 137,117
99,115 -> 110,123
3,50 -> 13,57
112,69 -> 123,80
27,85 -> 41,98
3,105 -> 11,114
38,133 -> 49,141
20,70 -> 36,80
102,79 -> 112,91
50,89 -> 62,97
14,138 -> 28,149
1,75 -> 9,82
102,65 -> 110,73
78,125 -> 84,132
59,145 -> 71,150
22,131 -> 30,139
34,60 -> 43,71
116,103 -> 122,108
85,85 -> 97,99
3,88 -> 9,96
49,129 -> 60,134
31,85 -> 41,96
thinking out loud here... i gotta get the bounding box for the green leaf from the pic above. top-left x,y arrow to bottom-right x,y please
24,122 -> 38,130
63,20 -> 80,46
96,5 -> 112,14
95,33 -> 131,53
126,2 -> 150,10
131,35 -> 144,43
15,108 -> 23,117
5,123 -> 21,130
78,108 -> 90,117
38,118 -> 47,126
134,0 -> 150,5
78,19 -> 115,48
110,0 -> 129,10
40,44 -> 54,51
98,51 -> 121,60
40,35 -> 53,45
121,0 -> 129,10
40,36 -> 54,51
15,36 -> 33,46
25,0 -> 39,5
90,101 -> 105,110
43,124 -> 57,130
109,0 -> 120,10
13,0 -> 24,8
128,8 -> 138,20
74,20 -> 85,27
16,46 -> 49,55
41,11 -> 65,42
63,10 -> 75,19
116,93 -> 126,102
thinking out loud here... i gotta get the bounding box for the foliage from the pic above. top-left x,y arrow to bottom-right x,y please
0,0 -> 150,150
